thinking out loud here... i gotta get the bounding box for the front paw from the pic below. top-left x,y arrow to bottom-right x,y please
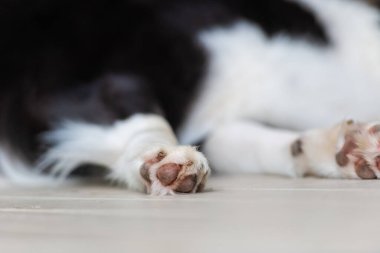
140,146 -> 210,195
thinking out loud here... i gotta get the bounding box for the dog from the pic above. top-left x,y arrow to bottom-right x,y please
1,0 -> 380,195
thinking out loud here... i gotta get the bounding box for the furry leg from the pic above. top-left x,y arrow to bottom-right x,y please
204,121 -> 302,177
39,114 -> 210,195
205,119 -> 380,180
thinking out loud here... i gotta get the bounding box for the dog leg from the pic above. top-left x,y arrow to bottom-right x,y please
205,119 -> 380,180
204,121 -> 302,177
38,114 -> 210,195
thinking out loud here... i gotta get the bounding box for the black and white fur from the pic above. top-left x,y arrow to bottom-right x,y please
1,0 -> 380,194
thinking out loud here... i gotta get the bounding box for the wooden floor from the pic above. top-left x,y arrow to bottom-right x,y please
1,174 -> 380,253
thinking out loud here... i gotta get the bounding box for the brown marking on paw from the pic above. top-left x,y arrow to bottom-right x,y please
151,151 -> 166,163
156,151 -> 166,161
335,152 -> 349,167
291,139 -> 303,157
156,163 -> 181,186
355,158 -> 377,179
175,174 -> 197,193
335,137 -> 357,167
145,150 -> 167,164
140,164 -> 151,183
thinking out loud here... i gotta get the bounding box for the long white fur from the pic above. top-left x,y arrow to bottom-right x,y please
0,113 -> 209,193
0,144 -> 61,186
37,114 -> 209,193
37,114 -> 178,191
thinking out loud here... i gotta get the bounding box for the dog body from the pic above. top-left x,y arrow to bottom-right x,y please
2,0 -> 380,194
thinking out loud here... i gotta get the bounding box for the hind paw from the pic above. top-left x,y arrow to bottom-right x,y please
335,120 -> 380,179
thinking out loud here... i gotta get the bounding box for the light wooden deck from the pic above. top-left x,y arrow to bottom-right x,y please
1,174 -> 379,253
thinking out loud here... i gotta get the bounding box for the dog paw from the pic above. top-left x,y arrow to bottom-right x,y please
335,120 -> 380,179
139,146 -> 210,195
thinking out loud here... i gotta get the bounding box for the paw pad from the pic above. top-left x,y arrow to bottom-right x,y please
157,163 -> 181,186
139,147 -> 209,195
354,158 -> 376,179
174,174 -> 197,193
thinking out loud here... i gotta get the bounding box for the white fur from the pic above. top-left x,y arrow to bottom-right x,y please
0,113 -> 209,194
204,121 -> 300,177
36,114 -> 210,194
296,0 -> 380,80
179,0 -> 380,146
38,114 -> 179,191
179,0 -> 380,177
0,145 -> 59,186
295,124 -> 348,179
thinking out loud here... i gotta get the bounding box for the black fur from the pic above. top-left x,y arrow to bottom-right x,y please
0,0 -> 329,161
